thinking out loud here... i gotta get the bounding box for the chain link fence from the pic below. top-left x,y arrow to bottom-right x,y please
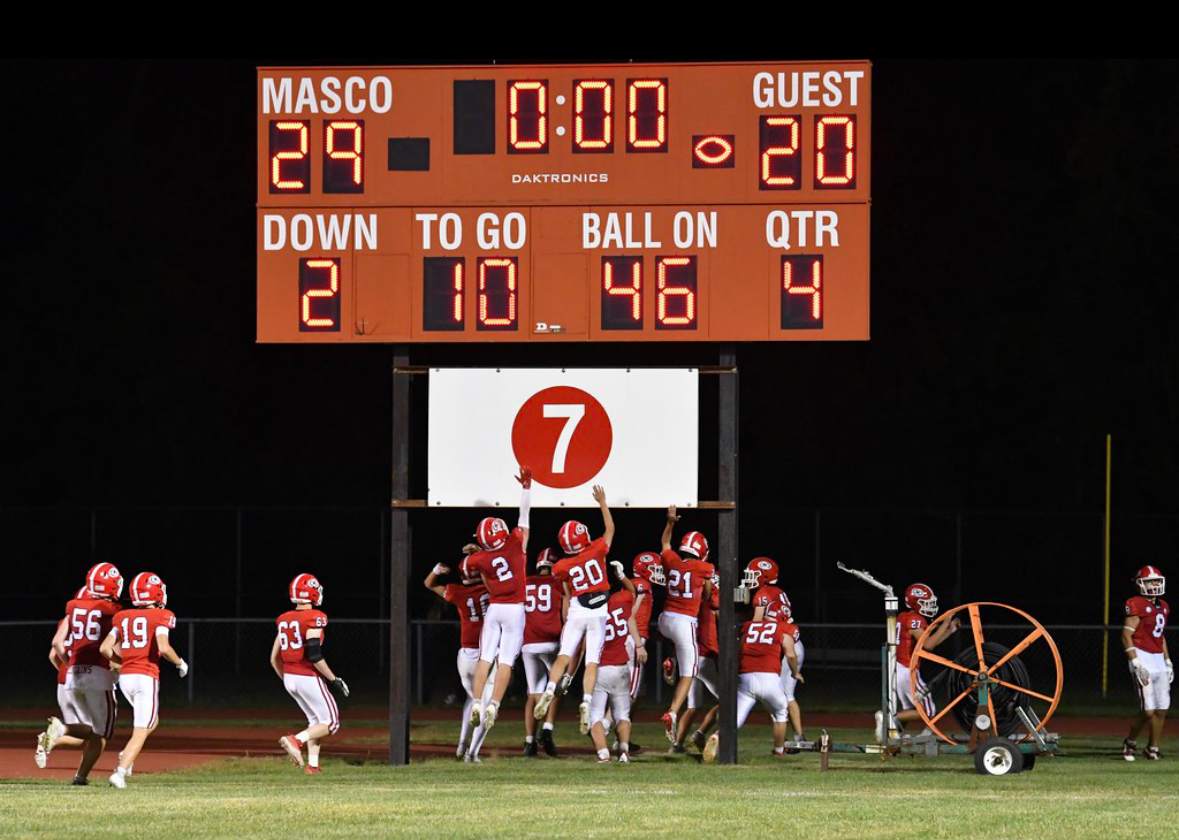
7,619 -> 1155,714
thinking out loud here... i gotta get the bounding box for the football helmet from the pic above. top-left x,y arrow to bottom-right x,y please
680,531 -> 709,561
85,562 -> 123,600
905,583 -> 938,618
475,517 -> 510,551
536,547 -> 556,574
290,573 -> 324,606
74,586 -> 88,599
1135,565 -> 1166,598
743,557 -> 779,589
633,552 -> 665,586
779,592 -> 793,620
558,521 -> 591,554
130,572 -> 167,608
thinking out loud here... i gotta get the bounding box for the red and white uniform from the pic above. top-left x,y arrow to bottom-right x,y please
777,619 -> 804,702
61,596 -> 121,739
754,584 -> 787,620
463,529 -> 527,667
628,576 -> 654,699
657,549 -> 713,678
689,586 -> 720,708
553,537 -> 611,665
113,607 -> 177,730
736,620 -> 790,726
590,590 -> 635,727
277,608 -> 340,735
445,583 -> 491,698
522,575 -> 562,694
55,618 -> 72,719
895,610 -> 934,716
1126,596 -> 1171,711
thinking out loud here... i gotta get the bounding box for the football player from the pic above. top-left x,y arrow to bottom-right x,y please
657,505 -> 714,742
35,587 -> 89,770
673,572 -> 720,753
463,467 -> 532,731
47,563 -> 124,785
745,558 -> 787,622
703,616 -> 796,762
1122,565 -> 1172,760
100,572 -> 188,789
878,582 -> 960,739
522,548 -> 564,756
424,560 -> 494,761
628,552 -> 662,702
534,485 -> 616,735
271,573 -> 348,775
589,575 -> 647,763
765,592 -> 806,744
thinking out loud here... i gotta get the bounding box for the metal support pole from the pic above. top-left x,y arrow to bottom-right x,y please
716,346 -> 740,765
379,511 -> 387,676
235,509 -> 243,675
389,348 -> 412,765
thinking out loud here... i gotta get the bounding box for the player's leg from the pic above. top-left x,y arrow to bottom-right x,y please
537,615 -> 586,718
607,668 -> 634,760
894,663 -> 921,725
470,609 -> 505,722
65,687 -> 113,783
458,649 -> 478,756
757,675 -> 790,755
705,680 -> 756,762
466,660 -> 497,760
1145,670 -> 1169,757
110,676 -> 158,788
588,678 -> 612,762
482,606 -> 524,726
661,616 -> 698,741
578,616 -> 606,734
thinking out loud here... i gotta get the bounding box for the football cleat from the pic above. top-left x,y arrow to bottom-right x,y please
661,711 -> 677,743
1145,746 -> 1162,761
771,749 -> 788,759
117,751 -> 133,776
578,701 -> 591,735
539,729 -> 558,757
483,703 -> 498,730
71,775 -> 88,786
662,657 -> 676,685
305,765 -> 322,775
533,690 -> 554,720
45,717 -> 66,750
108,770 -> 127,790
523,740 -> 538,757
34,741 -> 47,769
702,733 -> 719,764
279,734 -> 305,768
690,730 -> 707,753
669,743 -> 686,754
1123,739 -> 1137,761
558,673 -> 574,695
618,752 -> 630,763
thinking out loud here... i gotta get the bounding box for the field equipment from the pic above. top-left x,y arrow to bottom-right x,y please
803,564 -> 1063,775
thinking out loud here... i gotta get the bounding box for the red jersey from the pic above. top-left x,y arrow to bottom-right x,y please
63,597 -> 121,670
755,584 -> 787,619
780,619 -> 802,646
896,610 -> 927,668
633,577 -> 653,641
1126,597 -> 1170,655
740,620 -> 785,674
600,590 -> 635,667
444,583 -> 489,649
462,529 -> 527,604
113,608 -> 177,679
277,608 -> 329,676
524,575 -> 562,644
552,537 -> 611,598
697,584 -> 720,658
661,549 -> 713,616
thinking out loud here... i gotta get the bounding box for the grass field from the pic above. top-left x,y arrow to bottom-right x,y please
2,723 -> 1177,840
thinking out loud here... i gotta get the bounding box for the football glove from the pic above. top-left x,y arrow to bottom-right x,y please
432,563 -> 449,576
177,659 -> 189,678
1166,659 -> 1174,685
1130,659 -> 1151,687
332,678 -> 350,698
609,560 -> 625,579
515,466 -> 532,489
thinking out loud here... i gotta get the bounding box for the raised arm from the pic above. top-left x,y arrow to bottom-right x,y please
593,485 -> 615,547
922,615 -> 960,652
609,559 -> 635,595
661,505 -> 679,552
515,465 -> 532,552
424,563 -> 451,599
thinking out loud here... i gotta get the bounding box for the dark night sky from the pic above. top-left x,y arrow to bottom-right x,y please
6,59 -> 1178,621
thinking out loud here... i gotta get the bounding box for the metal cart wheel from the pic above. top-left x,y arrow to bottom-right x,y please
974,736 -> 1024,775
910,602 -> 1064,745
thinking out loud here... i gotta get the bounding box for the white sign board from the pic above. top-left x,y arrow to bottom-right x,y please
428,368 -> 698,508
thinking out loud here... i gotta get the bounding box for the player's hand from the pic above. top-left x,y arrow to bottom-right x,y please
515,466 -> 532,489
794,673 -> 805,684
948,617 -> 961,633
667,505 -> 679,523
609,560 -> 625,579
1166,659 -> 1174,685
462,543 -> 480,555
592,485 -> 607,506
1130,659 -> 1151,687
916,682 -> 932,702
177,659 -> 189,678
333,677 -> 350,698
433,563 -> 450,576
636,647 -> 648,665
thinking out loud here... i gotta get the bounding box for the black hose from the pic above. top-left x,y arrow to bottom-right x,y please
945,642 -> 1032,736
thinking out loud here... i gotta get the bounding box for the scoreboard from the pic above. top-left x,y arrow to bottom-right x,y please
256,61 -> 870,343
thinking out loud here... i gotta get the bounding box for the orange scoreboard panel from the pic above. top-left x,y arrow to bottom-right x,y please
256,61 -> 870,343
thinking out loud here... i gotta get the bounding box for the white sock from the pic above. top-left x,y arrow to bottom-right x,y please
545,680 -> 556,694
597,748 -> 610,761
488,700 -> 499,710
773,746 -> 785,755
582,693 -> 592,703
542,722 -> 554,732
295,731 -> 310,744
619,742 -> 629,753
115,766 -> 128,777
525,735 -> 535,744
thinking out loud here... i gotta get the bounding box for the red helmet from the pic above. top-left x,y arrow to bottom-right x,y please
130,572 -> 167,607
777,592 -> 793,621
74,586 -> 88,599
536,547 -> 556,574
558,521 -> 591,554
290,573 -> 324,606
633,552 -> 665,586
86,562 -> 123,600
679,531 -> 709,561
743,557 -> 778,589
475,517 -> 510,551
1135,565 -> 1166,598
905,583 -> 938,618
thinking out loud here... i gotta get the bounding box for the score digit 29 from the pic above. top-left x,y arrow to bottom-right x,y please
270,120 -> 365,194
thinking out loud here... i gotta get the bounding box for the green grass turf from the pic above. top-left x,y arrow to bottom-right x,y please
2,726 -> 1177,840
